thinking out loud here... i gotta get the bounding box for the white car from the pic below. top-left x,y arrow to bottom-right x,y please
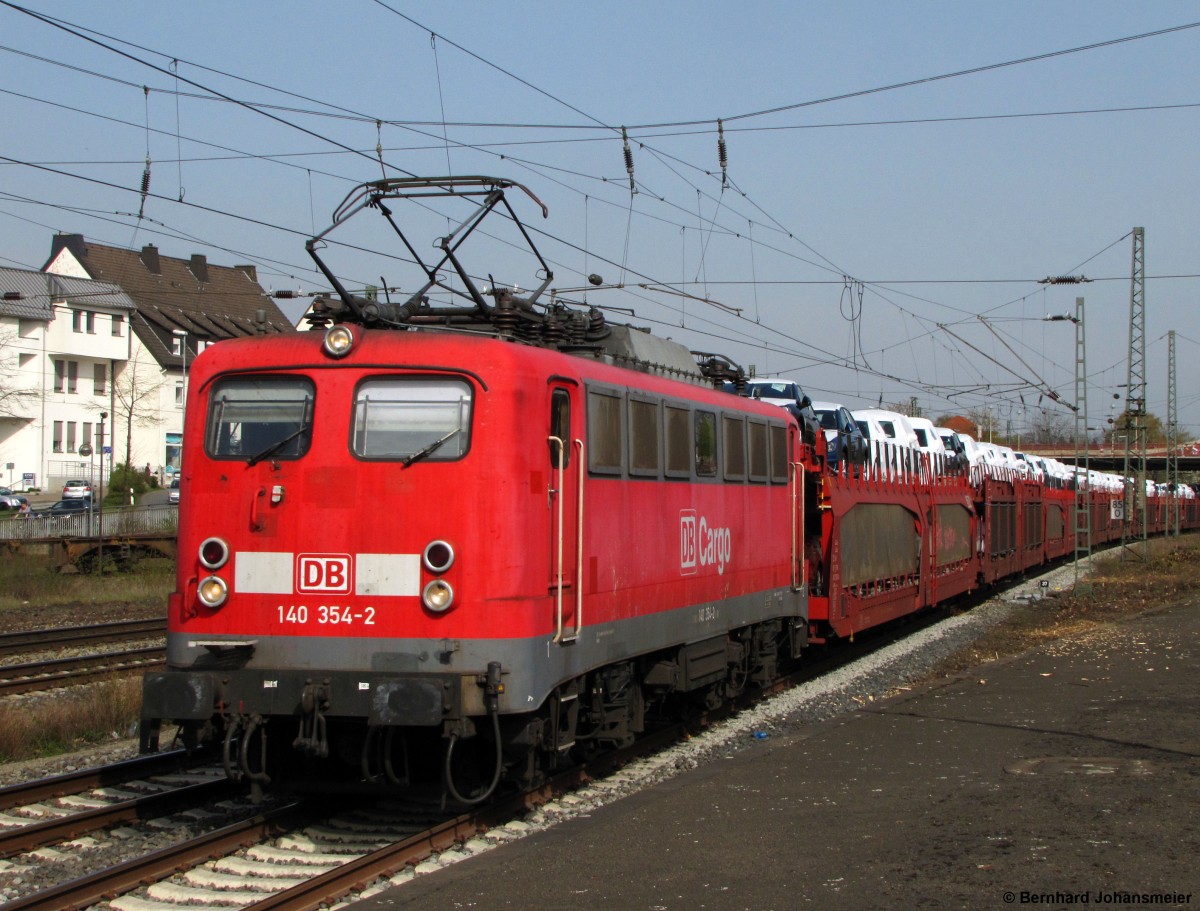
62,479 -> 93,499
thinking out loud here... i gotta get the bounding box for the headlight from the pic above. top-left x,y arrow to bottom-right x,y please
422,540 -> 455,573
422,579 -> 454,612
199,537 -> 229,570
323,325 -> 356,358
197,576 -> 228,608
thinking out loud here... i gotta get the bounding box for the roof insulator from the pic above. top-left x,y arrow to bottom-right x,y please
138,158 -> 152,219
622,127 -> 635,194
717,119 -> 728,188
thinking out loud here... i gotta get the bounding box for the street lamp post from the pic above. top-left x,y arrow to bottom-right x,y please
172,329 -> 188,479
1044,301 -> 1089,590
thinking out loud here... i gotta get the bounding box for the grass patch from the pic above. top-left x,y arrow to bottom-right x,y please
0,677 -> 143,762
0,557 -> 173,616
936,535 -> 1200,676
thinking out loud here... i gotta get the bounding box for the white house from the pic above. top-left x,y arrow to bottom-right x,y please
42,234 -> 294,484
0,268 -> 135,492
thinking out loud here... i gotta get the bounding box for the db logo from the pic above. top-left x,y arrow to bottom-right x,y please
679,509 -> 733,576
680,510 -> 698,575
296,553 -> 353,594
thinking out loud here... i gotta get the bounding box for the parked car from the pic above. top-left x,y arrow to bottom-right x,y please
810,401 -> 869,466
62,479 -> 93,499
0,487 -> 30,511
37,498 -> 94,518
168,478 -> 180,505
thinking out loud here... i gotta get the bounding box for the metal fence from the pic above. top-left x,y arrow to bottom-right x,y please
0,504 -> 178,542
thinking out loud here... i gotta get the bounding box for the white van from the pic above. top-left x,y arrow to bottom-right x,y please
851,409 -> 919,448
852,408 -> 920,474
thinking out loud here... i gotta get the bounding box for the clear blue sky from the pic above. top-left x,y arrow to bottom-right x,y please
2,1 -> 1197,437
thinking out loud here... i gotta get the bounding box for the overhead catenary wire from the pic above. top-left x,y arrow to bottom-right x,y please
2,4 -> 1191,429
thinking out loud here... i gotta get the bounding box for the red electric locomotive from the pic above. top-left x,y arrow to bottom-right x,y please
141,175 -> 1199,801
140,177 -> 815,799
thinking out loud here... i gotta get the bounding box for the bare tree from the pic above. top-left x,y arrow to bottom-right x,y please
967,406 -> 1001,443
1026,408 -> 1073,446
0,327 -> 38,419
110,345 -> 164,474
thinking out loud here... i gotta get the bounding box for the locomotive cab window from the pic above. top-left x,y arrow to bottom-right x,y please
206,376 -> 315,462
353,377 -> 472,462
549,388 -> 570,469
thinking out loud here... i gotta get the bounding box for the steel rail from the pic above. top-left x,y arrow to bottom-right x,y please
0,778 -> 236,859
0,801 -> 307,911
0,749 -> 195,812
0,645 -> 166,695
0,618 -> 164,657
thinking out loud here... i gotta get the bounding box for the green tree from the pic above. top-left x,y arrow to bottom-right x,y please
1111,410 -> 1166,447
103,462 -> 150,506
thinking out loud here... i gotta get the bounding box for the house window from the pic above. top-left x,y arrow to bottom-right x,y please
72,310 -> 83,333
112,315 -> 124,337
52,421 -> 63,453
66,360 -> 78,394
175,382 -> 185,406
172,335 -> 185,356
53,359 -> 65,393
66,422 -> 77,453
83,422 -> 92,448
93,363 -> 106,395
86,312 -> 95,333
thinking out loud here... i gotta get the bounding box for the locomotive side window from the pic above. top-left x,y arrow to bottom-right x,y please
694,411 -> 717,477
629,397 -> 660,476
352,378 -> 471,462
723,415 -> 747,480
664,405 -> 691,478
587,390 -> 623,474
549,389 -> 570,469
206,376 -> 315,462
748,419 -> 769,482
770,424 -> 789,482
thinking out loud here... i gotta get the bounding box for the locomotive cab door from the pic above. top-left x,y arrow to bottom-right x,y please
548,382 -> 583,643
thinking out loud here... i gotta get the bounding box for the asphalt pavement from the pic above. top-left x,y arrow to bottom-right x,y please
350,596 -> 1199,911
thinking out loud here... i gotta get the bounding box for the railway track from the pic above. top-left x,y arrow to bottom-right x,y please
0,724 -> 682,911
0,578 -> 1041,911
0,646 -> 166,696
0,633 -> 888,911
0,618 -> 164,658
0,618 -> 167,695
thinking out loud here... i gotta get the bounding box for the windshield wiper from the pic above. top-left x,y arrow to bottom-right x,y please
403,428 -> 460,467
247,422 -> 310,466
